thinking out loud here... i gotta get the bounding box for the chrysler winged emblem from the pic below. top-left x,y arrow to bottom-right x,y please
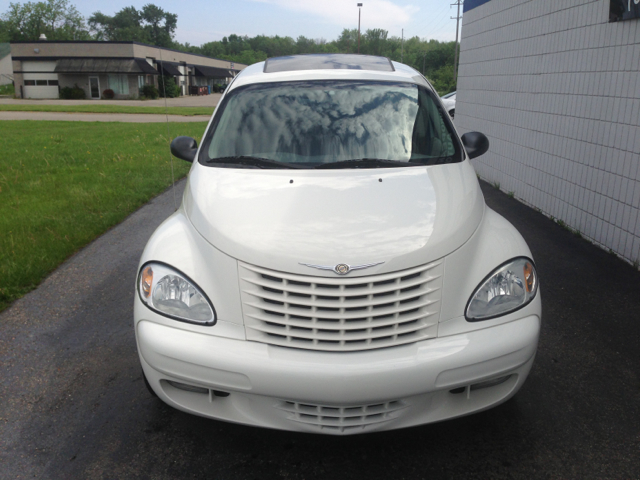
299,262 -> 384,275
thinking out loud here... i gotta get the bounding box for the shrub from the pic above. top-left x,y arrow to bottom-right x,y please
59,84 -> 86,99
158,76 -> 180,98
102,89 -> 115,99
141,84 -> 159,99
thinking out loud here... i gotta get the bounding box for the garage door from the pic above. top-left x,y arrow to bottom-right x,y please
23,79 -> 59,99
22,61 -> 59,99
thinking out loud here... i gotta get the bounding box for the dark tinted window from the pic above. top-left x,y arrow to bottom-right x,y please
24,80 -> 36,86
610,0 -> 640,21
201,80 -> 461,168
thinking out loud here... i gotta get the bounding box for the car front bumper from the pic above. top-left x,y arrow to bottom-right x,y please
137,313 -> 540,435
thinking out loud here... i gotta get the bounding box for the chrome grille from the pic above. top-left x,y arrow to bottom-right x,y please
239,261 -> 442,351
276,400 -> 406,433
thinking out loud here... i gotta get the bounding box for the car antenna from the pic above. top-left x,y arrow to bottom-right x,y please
158,48 -> 178,211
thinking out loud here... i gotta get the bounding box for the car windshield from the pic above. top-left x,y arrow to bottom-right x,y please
200,80 -> 461,168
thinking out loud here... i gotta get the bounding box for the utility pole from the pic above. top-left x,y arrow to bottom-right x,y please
357,3 -> 363,54
451,0 -> 463,86
401,28 -> 404,63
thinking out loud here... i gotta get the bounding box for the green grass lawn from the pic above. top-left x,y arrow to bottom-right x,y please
0,120 -> 207,312
0,104 -> 214,116
0,84 -> 15,96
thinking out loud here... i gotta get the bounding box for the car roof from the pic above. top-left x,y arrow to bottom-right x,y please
228,54 -> 432,92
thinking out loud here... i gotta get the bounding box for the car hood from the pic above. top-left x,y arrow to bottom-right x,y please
183,160 -> 484,276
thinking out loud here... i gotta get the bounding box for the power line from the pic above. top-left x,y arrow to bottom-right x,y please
429,1 -> 460,37
429,17 -> 454,38
421,2 -> 450,33
418,1 -> 450,36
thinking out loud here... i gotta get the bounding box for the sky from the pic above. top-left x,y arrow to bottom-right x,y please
64,0 -> 462,46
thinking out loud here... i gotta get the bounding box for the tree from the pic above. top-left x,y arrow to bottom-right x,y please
1,0 -> 90,41
0,20 -> 10,42
165,27 -> 458,92
89,7 -> 148,43
89,4 -> 176,47
158,75 -> 180,98
428,64 -> 456,95
141,4 -> 176,47
364,28 -> 388,56
335,28 -> 358,53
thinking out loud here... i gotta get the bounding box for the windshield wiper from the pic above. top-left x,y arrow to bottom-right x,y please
408,156 -> 453,166
207,156 -> 304,169
314,158 -> 414,169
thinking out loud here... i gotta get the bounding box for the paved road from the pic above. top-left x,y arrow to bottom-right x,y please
0,111 -> 211,123
0,95 -> 221,107
1,180 -> 639,479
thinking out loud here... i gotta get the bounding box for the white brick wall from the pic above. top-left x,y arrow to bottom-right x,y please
457,0 -> 640,265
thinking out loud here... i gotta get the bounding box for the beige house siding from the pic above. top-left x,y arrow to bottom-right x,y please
11,42 -> 246,70
12,73 -> 23,94
58,73 -> 89,96
58,74 -> 109,99
127,75 -> 140,99
132,44 -> 244,69
61,75 -> 146,100
10,42 -> 133,59
0,54 -> 13,85
10,41 -> 246,99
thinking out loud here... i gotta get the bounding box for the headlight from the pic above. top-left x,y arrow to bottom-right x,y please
465,257 -> 538,321
137,262 -> 216,325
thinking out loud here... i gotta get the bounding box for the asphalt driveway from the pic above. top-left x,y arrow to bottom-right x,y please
1,180 -> 639,479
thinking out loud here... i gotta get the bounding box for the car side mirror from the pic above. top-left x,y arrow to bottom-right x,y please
170,136 -> 198,163
461,132 -> 489,159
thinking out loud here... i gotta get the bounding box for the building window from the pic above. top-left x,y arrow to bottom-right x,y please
24,80 -> 36,85
48,80 -> 58,86
35,80 -> 47,86
108,75 -> 130,95
138,75 -> 145,89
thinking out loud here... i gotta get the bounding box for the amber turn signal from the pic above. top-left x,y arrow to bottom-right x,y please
523,262 -> 534,293
141,266 -> 153,297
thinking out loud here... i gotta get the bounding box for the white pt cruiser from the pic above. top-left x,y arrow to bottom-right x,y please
135,54 -> 541,435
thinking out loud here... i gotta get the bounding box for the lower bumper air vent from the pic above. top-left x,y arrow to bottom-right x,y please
276,400 -> 407,433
